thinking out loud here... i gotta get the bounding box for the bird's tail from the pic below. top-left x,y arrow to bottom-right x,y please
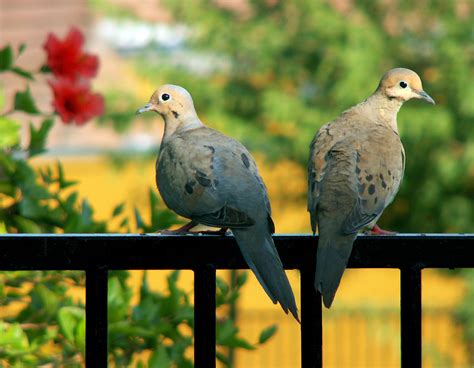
314,230 -> 357,308
232,228 -> 299,322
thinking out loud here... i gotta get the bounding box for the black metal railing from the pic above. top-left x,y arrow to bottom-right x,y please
1,233 -> 473,367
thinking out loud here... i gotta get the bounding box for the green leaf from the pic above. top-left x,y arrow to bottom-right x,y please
149,345 -> 171,368
39,64 -> 51,73
134,207 -> 145,230
11,67 -> 34,80
108,277 -> 132,322
236,271 -> 248,288
216,276 -> 229,296
12,215 -> 42,233
64,191 -> 79,211
0,45 -> 13,71
75,316 -> 86,354
57,161 -> 77,189
0,181 -> 15,197
258,325 -> 278,344
18,43 -> 27,55
225,336 -> 256,350
19,198 -> 47,219
78,200 -> 93,229
0,321 -> 29,350
112,203 -> 125,217
108,321 -> 157,337
216,351 -> 231,366
0,151 -> 16,175
0,117 -> 20,148
32,284 -> 60,318
14,86 -> 39,114
58,306 -> 85,342
119,218 -> 129,228
29,118 -> 54,156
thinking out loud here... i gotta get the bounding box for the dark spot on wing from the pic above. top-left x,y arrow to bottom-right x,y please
365,174 -> 373,181
204,145 -> 215,153
213,179 -> 219,186
171,110 -> 179,118
185,180 -> 196,194
196,171 -> 211,187
368,184 -> 375,195
241,153 -> 250,169
356,166 -> 361,174
381,181 -> 387,189
379,173 -> 384,180
358,183 -> 366,194
374,197 -> 378,204
388,170 -> 392,176
356,152 -> 361,163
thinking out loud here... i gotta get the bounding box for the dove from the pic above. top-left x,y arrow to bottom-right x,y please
308,68 -> 435,308
136,84 -> 299,320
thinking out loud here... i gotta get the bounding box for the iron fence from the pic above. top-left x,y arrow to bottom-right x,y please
0,233 -> 473,367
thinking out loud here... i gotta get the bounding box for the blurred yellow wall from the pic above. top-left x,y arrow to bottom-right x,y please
28,156 -> 470,367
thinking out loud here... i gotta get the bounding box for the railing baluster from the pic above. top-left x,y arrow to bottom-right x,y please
194,265 -> 216,368
86,268 -> 108,367
301,267 -> 323,368
400,267 -> 422,368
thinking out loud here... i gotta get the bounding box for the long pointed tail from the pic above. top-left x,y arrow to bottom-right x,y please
314,231 -> 357,308
233,228 -> 299,321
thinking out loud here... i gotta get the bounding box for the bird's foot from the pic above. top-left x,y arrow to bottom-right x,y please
155,221 -> 197,235
365,224 -> 397,235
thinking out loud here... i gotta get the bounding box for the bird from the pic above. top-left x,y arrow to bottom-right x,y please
136,84 -> 299,321
308,68 -> 435,308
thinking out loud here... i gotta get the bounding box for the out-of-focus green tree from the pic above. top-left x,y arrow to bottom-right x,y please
135,0 -> 473,234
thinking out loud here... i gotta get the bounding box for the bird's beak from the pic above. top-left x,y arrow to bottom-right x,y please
135,103 -> 153,115
416,90 -> 435,105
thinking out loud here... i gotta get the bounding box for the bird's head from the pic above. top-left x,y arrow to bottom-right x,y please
136,84 -> 197,120
378,68 -> 435,105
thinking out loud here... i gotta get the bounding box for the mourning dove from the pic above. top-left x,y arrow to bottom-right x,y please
136,85 -> 299,320
308,68 -> 435,308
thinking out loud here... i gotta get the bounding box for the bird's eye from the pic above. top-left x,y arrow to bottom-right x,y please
399,81 -> 408,89
161,93 -> 170,101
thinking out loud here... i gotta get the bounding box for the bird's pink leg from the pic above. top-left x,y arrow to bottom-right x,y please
157,221 -> 198,234
366,224 -> 397,235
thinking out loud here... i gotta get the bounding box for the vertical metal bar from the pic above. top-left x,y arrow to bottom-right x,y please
194,265 -> 216,368
86,268 -> 108,367
228,270 -> 238,365
400,267 -> 422,368
301,267 -> 323,368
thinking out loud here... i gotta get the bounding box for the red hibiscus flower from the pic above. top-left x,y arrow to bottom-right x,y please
43,27 -> 99,81
49,78 -> 104,125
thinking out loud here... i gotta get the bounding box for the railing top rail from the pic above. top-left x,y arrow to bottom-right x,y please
1,233 -> 473,270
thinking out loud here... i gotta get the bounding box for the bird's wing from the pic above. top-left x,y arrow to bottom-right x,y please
341,128 -> 404,234
172,128 -> 272,230
308,123 -> 332,233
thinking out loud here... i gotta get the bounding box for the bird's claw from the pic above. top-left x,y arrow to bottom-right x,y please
365,224 -> 397,235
